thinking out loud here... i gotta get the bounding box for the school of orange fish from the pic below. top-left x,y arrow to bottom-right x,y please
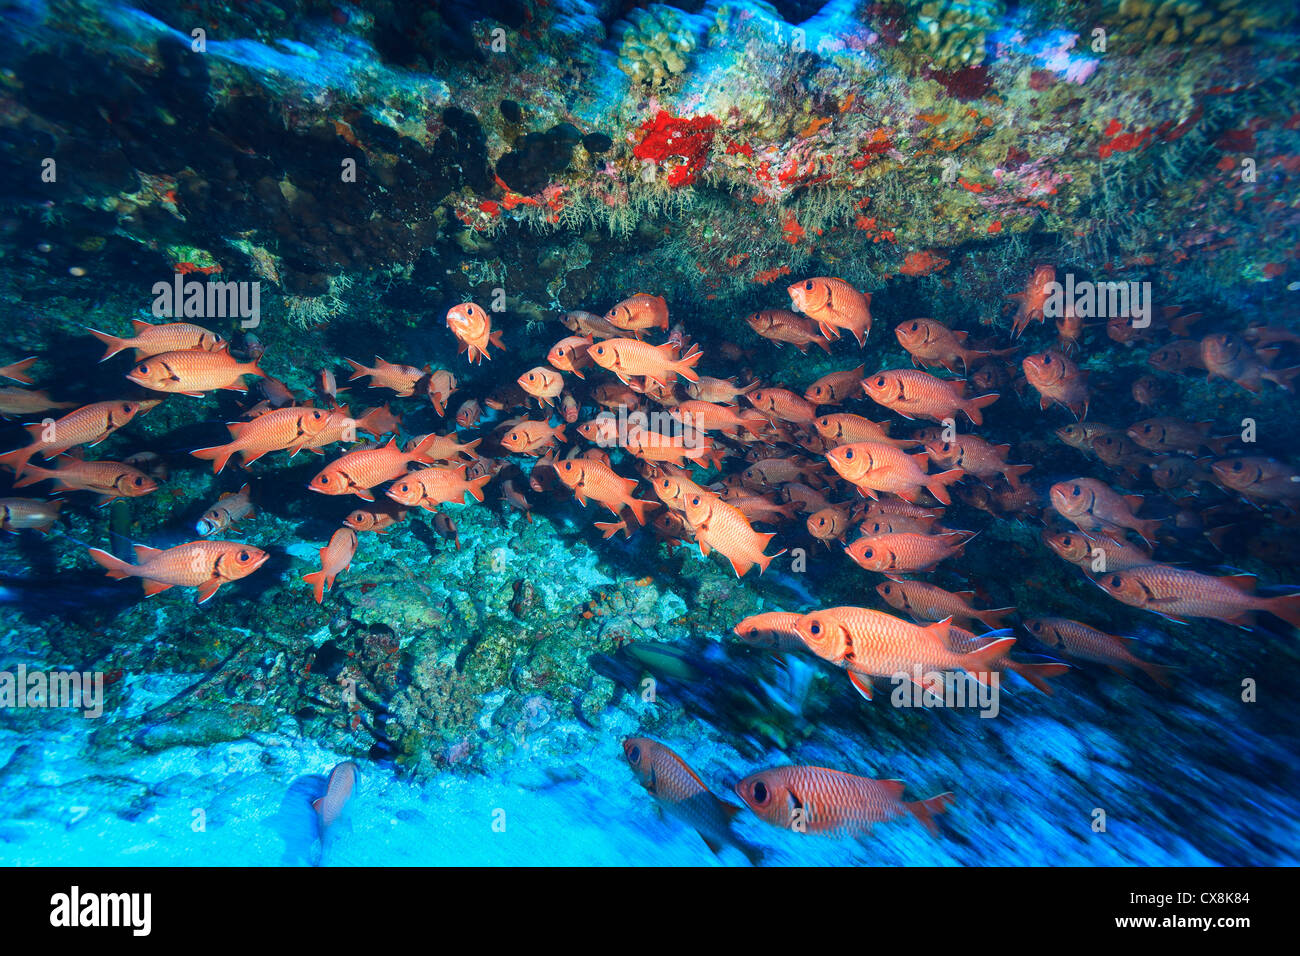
1,264 -> 1298,854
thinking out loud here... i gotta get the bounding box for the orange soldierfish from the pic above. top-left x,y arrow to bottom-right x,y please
562,309 -> 624,339
733,611 -> 806,652
0,497 -> 62,533
793,605 -> 1014,699
605,293 -> 669,337
735,765 -> 953,837
554,457 -> 657,524
88,539 -> 268,603
1049,478 -> 1159,548
13,458 -> 158,506
805,365 -> 865,405
825,441 -> 964,505
1212,456 -> 1300,505
845,531 -> 968,578
862,369 -> 998,425
1023,350 -> 1089,419
622,737 -> 760,864
313,760 -> 359,843
813,413 -> 911,449
745,309 -> 831,353
746,388 -> 817,425
894,317 -> 1014,373
671,401 -> 766,438
386,464 -> 490,510
547,335 -> 594,379
682,490 -> 785,577
588,338 -> 703,387
302,527 -> 359,603
1201,332 -> 1300,394
0,356 -> 37,383
517,366 -> 566,406
0,387 -> 76,419
0,399 -> 149,475
88,320 -> 224,362
191,406 -> 334,473
924,435 -> 1033,489
1126,417 -> 1229,456
426,368 -> 459,415
126,346 -> 264,396
446,302 -> 506,364
807,503 -> 859,545
1007,265 -> 1055,338
308,435 -> 438,500
500,420 -> 566,455
1042,529 -> 1153,571
946,624 -> 1068,696
196,482 -> 254,536
1093,564 -> 1300,629
404,432 -> 481,462
787,277 -> 872,346
1022,617 -> 1171,687
343,356 -> 426,397
345,502 -> 408,534
875,579 -> 1014,629
1148,339 -> 1205,373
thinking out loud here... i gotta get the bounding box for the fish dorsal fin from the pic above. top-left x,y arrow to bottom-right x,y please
133,544 -> 162,563
911,452 -> 929,469
923,617 -> 952,646
879,779 -> 907,799
1123,494 -> 1143,510
955,590 -> 975,601
131,318 -> 152,334
1220,573 -> 1256,594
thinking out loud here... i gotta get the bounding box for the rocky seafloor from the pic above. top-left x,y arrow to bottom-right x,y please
0,0 -> 1297,865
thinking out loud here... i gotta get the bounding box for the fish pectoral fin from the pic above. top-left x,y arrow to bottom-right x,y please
196,579 -> 222,604
847,671 -> 874,701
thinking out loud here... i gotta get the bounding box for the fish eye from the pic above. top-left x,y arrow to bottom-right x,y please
809,622 -> 821,635
1043,354 -> 1053,364
138,364 -> 149,373
804,281 -> 813,291
875,377 -> 885,386
626,745 -> 640,764
863,548 -> 873,558
1109,576 -> 1122,587
882,584 -> 891,594
1231,461 -> 1243,471
1061,535 -> 1073,545
563,462 -> 572,471
1071,484 -> 1081,495
843,448 -> 854,460
466,306 -> 476,315
239,551 -> 250,561
527,373 -> 536,381
691,496 -> 700,506
752,781 -> 770,803
1030,622 -> 1041,632
121,403 -> 133,412
134,476 -> 145,486
317,475 -> 328,484
909,322 -> 918,331
816,517 -> 826,527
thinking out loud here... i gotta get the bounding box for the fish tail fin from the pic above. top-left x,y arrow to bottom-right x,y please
1009,660 -> 1070,695
87,328 -> 130,362
244,356 -> 268,379
190,442 -> 236,475
0,443 -> 36,475
10,462 -> 51,488
1139,660 -> 1176,690
624,497 -> 657,526
905,792 -> 954,837
963,392 -> 999,426
976,606 -> 1017,629
344,358 -> 369,382
88,546 -> 134,580
302,569 -> 326,604
961,636 -> 1015,686
675,346 -> 704,383
1265,592 -> 1300,630
1003,463 -> 1033,488
925,468 -> 964,505
409,433 -> 439,463
1268,365 -> 1300,393
1137,518 -> 1162,548
467,473 -> 491,503
755,534 -> 785,575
